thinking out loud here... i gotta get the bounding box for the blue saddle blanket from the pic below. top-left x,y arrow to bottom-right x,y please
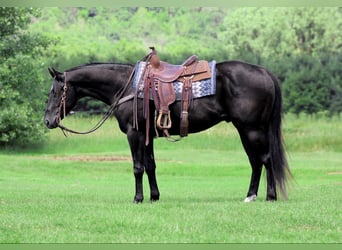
132,60 -> 216,100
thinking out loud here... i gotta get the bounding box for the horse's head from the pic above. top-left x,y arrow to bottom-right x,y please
44,68 -> 77,129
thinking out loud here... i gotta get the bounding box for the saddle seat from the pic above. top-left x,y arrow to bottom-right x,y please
149,55 -> 198,82
149,55 -> 210,83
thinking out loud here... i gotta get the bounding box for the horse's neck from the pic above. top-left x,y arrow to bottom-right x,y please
69,64 -> 133,105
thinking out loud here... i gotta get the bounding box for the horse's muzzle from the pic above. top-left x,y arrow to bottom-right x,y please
45,117 -> 59,129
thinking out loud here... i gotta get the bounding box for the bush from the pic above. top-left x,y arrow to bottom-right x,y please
0,7 -> 54,147
0,104 -> 46,146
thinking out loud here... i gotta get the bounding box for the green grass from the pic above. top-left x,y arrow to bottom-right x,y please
0,114 -> 341,243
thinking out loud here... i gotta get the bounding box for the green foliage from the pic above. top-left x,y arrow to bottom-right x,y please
283,55 -> 331,113
221,7 -> 342,114
28,7 -> 341,115
0,105 -> 45,146
0,7 -> 55,146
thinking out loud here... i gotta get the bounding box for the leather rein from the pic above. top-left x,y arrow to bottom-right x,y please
56,67 -> 135,136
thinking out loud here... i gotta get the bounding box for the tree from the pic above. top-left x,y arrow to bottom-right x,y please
220,7 -> 342,114
0,7 -> 54,146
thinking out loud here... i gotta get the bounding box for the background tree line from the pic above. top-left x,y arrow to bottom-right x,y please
1,7 -> 341,146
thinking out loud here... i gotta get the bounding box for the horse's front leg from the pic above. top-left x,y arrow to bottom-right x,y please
144,139 -> 160,202
127,128 -> 146,203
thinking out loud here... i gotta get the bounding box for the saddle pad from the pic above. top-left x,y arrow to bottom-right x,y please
132,60 -> 216,100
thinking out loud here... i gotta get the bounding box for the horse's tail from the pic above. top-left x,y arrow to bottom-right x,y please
268,72 -> 292,199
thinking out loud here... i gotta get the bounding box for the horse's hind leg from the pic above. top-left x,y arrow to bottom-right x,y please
236,125 -> 271,202
245,156 -> 262,202
264,158 -> 277,201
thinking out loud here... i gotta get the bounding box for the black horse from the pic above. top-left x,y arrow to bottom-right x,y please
44,60 -> 292,203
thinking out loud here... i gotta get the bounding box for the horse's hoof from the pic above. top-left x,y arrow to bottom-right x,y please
150,197 -> 159,203
133,196 -> 144,203
244,194 -> 257,202
150,193 -> 160,202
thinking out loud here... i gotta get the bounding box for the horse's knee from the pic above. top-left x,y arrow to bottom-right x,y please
134,164 -> 144,177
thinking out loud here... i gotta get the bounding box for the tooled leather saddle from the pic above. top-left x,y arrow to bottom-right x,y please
141,47 -> 211,145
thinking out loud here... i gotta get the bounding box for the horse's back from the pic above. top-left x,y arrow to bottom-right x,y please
216,60 -> 276,90
216,61 -> 277,124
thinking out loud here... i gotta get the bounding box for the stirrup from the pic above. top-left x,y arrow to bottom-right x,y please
156,111 -> 172,129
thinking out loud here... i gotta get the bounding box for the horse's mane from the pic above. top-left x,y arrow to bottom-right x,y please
65,62 -> 134,72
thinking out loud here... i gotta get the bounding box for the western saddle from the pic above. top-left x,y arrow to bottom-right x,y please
142,47 -> 211,145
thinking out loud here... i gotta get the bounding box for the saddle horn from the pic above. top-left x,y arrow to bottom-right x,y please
148,46 -> 160,68
149,46 -> 156,53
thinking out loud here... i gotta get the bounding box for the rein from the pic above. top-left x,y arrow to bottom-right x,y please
57,67 -> 135,136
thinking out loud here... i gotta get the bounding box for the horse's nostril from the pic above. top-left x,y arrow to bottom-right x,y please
45,119 -> 50,127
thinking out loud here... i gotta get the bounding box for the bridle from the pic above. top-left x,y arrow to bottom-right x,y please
56,67 -> 135,136
56,72 -> 68,126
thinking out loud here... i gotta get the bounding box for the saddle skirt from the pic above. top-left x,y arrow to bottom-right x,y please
133,60 -> 217,100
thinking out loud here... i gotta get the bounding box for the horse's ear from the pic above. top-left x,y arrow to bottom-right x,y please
52,67 -> 62,75
48,67 -> 63,80
48,67 -> 55,78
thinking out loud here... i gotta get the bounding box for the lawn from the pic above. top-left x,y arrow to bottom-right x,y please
0,114 -> 341,243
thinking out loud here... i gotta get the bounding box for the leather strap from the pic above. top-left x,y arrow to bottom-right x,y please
143,71 -> 152,145
180,60 -> 198,137
180,76 -> 192,137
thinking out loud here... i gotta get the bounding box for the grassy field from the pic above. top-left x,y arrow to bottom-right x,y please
0,114 -> 341,243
